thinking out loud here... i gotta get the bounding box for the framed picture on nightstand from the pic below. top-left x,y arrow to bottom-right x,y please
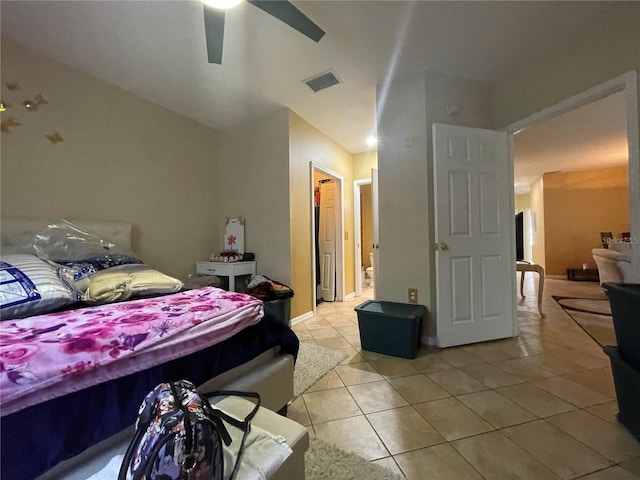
224,217 -> 245,253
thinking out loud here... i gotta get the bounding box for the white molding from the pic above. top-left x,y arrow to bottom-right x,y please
502,72 -> 635,133
291,311 -> 314,326
344,292 -> 356,301
421,335 -> 438,346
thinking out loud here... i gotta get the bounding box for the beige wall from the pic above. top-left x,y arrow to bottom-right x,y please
0,39 -> 220,279
543,166 -> 629,275
377,71 -> 492,338
492,2 -> 640,130
515,194 -> 531,213
353,151 -> 378,180
373,2 -> 639,339
216,109 -> 291,284
377,73 -> 429,314
530,177 -> 546,268
0,37 -> 355,318
493,2 -> 640,280
289,112 -> 355,318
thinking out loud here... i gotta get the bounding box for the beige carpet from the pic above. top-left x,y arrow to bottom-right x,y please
554,296 -> 616,347
294,342 -> 347,397
298,346 -> 404,479
306,437 -> 403,480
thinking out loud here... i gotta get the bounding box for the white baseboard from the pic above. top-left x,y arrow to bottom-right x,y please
421,335 -> 438,346
344,292 -> 356,301
291,311 -> 314,326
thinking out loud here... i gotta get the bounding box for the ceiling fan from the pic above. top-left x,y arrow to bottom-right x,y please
202,0 -> 326,64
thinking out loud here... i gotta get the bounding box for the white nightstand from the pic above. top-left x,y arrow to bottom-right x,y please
196,261 -> 257,292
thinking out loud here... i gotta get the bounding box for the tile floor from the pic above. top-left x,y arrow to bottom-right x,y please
287,276 -> 640,479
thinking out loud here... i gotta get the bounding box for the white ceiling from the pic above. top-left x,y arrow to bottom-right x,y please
513,91 -> 628,194
1,1 -> 619,160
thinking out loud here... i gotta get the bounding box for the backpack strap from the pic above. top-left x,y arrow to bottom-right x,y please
118,421 -> 145,480
203,390 -> 261,480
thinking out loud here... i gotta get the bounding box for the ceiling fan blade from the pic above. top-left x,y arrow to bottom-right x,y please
203,5 -> 225,64
247,0 -> 325,42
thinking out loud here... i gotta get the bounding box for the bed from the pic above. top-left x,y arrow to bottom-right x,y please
0,218 -> 299,480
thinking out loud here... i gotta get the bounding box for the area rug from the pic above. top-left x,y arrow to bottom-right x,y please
294,342 -> 348,397
306,437 -> 404,480
553,295 -> 616,347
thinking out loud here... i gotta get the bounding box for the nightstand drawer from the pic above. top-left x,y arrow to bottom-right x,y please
197,263 -> 230,276
195,261 -> 257,292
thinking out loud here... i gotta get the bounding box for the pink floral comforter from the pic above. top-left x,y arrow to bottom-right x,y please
0,287 -> 263,415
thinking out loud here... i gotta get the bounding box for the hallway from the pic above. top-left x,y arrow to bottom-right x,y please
288,276 -> 639,479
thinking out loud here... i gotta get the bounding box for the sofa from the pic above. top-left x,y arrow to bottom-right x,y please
592,241 -> 633,284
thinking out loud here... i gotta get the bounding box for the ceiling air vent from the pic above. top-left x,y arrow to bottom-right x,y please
304,70 -> 341,93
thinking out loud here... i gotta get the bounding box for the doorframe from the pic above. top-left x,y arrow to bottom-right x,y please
503,70 -> 640,283
353,178 -> 372,296
310,162 -> 345,308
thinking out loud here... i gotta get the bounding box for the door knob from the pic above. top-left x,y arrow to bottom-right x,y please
439,243 -> 449,251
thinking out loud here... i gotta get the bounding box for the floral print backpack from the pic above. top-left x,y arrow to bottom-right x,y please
118,380 -> 260,480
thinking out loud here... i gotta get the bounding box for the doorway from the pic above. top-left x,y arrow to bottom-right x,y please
354,179 -> 373,297
311,164 -> 345,306
506,72 -> 639,281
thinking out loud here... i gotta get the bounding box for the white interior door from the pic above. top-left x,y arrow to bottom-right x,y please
433,123 -> 516,347
319,181 -> 337,301
371,168 -> 379,299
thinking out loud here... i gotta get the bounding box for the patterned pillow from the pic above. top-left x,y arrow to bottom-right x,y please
0,254 -> 76,320
59,254 -> 144,293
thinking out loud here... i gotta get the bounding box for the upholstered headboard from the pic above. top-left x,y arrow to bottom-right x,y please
1,218 -> 133,255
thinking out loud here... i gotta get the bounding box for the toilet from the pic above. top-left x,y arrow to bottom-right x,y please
366,252 -> 375,287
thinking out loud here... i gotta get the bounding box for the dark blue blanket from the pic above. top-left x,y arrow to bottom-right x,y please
1,308 -> 299,480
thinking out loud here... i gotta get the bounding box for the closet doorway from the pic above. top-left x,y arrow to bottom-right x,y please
311,164 -> 344,305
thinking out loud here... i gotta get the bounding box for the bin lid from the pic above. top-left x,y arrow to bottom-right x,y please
603,282 -> 640,299
355,300 -> 426,319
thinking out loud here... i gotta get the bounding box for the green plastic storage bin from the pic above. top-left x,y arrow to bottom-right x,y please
604,346 -> 640,441
603,283 -> 640,369
264,298 -> 291,326
354,300 -> 425,359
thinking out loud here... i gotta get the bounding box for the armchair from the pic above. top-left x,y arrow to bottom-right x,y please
592,241 -> 633,284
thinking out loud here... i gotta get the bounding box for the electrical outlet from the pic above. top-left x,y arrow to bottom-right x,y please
408,288 -> 418,304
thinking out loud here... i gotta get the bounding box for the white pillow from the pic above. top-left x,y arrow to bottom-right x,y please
610,241 -> 632,262
0,254 -> 76,319
610,241 -> 631,255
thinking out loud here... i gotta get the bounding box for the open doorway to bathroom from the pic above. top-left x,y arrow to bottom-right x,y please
354,178 -> 374,298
